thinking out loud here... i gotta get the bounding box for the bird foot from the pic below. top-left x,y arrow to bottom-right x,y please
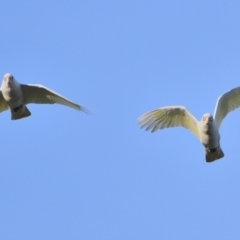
207,148 -> 217,153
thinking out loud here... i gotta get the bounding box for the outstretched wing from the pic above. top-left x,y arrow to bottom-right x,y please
213,86 -> 240,128
0,91 -> 9,113
138,106 -> 200,139
21,84 -> 88,113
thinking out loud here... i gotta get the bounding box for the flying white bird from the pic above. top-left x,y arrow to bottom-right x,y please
0,73 -> 87,120
138,87 -> 240,162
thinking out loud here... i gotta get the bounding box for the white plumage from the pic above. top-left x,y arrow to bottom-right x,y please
0,73 -> 87,120
138,87 -> 240,162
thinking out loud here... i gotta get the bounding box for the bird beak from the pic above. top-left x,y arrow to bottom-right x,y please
206,118 -> 211,125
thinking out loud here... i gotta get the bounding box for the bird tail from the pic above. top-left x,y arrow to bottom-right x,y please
11,106 -> 31,120
205,147 -> 224,163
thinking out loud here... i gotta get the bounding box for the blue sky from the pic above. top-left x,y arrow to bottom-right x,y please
1,1 -> 240,239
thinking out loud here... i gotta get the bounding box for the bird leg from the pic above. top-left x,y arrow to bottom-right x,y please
207,147 -> 217,153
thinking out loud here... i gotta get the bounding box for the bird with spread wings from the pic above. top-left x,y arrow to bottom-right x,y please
138,87 -> 240,162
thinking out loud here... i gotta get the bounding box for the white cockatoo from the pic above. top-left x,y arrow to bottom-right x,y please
138,87 -> 240,162
0,73 -> 87,120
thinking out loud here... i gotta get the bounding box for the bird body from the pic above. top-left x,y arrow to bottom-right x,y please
0,73 -> 87,120
198,114 -> 224,162
1,74 -> 31,119
138,86 -> 240,162
199,114 -> 219,148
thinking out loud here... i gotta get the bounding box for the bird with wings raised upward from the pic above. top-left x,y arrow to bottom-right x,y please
138,87 -> 240,162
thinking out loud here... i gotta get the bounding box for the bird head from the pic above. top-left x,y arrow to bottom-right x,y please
201,113 -> 213,126
3,73 -> 14,85
2,73 -> 19,88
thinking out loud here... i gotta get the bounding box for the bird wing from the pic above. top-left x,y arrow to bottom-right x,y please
213,86 -> 240,128
21,84 -> 88,112
138,106 -> 200,139
0,91 -> 9,113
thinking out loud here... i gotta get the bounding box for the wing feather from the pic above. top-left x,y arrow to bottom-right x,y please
138,106 -> 200,139
21,84 -> 88,113
0,90 -> 9,113
213,86 -> 240,128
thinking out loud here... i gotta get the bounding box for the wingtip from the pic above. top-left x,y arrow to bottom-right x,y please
80,106 -> 92,115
